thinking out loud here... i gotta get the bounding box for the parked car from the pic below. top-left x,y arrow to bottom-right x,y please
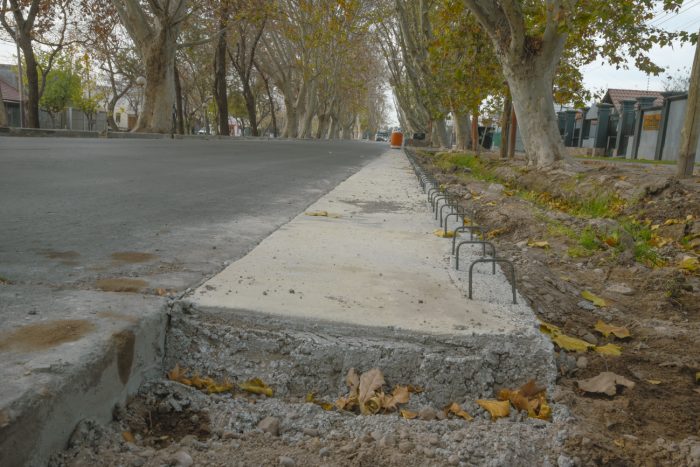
375,131 -> 389,142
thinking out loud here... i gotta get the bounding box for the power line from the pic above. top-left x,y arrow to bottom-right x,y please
653,0 -> 700,27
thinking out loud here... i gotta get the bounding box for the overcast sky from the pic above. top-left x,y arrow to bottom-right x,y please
1,1 -> 699,114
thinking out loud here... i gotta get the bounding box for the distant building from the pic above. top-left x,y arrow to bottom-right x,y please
0,74 -> 22,127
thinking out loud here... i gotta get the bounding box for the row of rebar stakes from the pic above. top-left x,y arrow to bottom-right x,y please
404,152 -> 518,305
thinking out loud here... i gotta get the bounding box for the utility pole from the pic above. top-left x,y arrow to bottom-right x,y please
677,29 -> 700,178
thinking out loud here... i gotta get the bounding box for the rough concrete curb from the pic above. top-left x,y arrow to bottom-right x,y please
0,287 -> 168,466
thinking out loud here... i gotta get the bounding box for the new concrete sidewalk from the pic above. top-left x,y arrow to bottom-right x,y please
187,150 -> 555,403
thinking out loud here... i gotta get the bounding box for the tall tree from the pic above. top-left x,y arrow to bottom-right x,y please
212,0 -> 230,136
461,0 -> 693,166
111,0 -> 190,133
228,0 -> 268,136
1,0 -> 74,128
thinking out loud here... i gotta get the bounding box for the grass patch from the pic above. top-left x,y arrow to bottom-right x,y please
620,219 -> 666,267
519,190 -> 624,219
432,152 -> 499,182
568,246 -> 595,258
579,227 -> 601,250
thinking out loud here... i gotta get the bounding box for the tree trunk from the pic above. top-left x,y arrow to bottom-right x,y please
329,115 -> 340,139
0,83 -> 7,127
434,118 -> 450,148
259,68 -> 277,137
316,113 -> 329,139
505,69 -> 564,165
298,83 -> 316,138
134,27 -> 178,133
106,94 -> 119,131
21,42 -> 40,128
242,81 -> 258,136
174,65 -> 185,135
508,107 -> 517,159
282,93 -> 297,138
453,111 -> 471,150
677,32 -> 700,178
213,27 -> 229,136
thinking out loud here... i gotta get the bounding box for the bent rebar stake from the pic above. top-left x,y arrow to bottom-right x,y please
468,258 -> 517,304
443,207 -> 472,234
437,198 -> 455,221
455,240 -> 496,271
432,195 -> 449,214
450,224 -> 488,252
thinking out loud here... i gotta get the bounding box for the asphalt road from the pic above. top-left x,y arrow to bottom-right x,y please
0,137 -> 387,295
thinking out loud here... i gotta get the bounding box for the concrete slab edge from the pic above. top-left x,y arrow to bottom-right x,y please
0,304 -> 169,467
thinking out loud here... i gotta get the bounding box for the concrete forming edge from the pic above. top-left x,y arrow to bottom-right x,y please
0,304 -> 168,467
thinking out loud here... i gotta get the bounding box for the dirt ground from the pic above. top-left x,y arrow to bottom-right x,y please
411,149 -> 700,466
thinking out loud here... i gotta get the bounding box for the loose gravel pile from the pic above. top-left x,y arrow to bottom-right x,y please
51,380 -> 576,467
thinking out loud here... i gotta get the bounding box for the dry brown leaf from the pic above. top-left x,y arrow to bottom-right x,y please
167,364 -> 186,382
527,240 -> 550,249
577,372 -> 635,396
362,395 -> 383,415
476,399 -> 510,419
358,368 -> 385,405
518,380 -> 546,398
335,395 -> 357,411
239,378 -> 273,397
486,227 -> 506,239
400,409 -> 418,419
346,368 -> 360,397
122,431 -> 135,443
594,320 -> 630,339
381,385 -> 410,411
446,402 -> 473,421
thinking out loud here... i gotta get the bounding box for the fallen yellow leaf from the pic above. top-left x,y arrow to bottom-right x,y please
306,392 -> 334,411
239,378 -> 273,397
527,240 -> 550,249
400,409 -> 418,419
539,321 -> 561,336
305,211 -> 341,218
552,333 -> 595,353
581,290 -> 607,307
646,379 -> 662,385
446,402 -> 473,421
476,399 -> 510,419
595,343 -> 622,357
486,227 -> 507,239
433,229 -> 456,238
679,256 -> 699,272
614,438 -> 625,448
594,320 -> 631,339
122,431 -> 135,443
